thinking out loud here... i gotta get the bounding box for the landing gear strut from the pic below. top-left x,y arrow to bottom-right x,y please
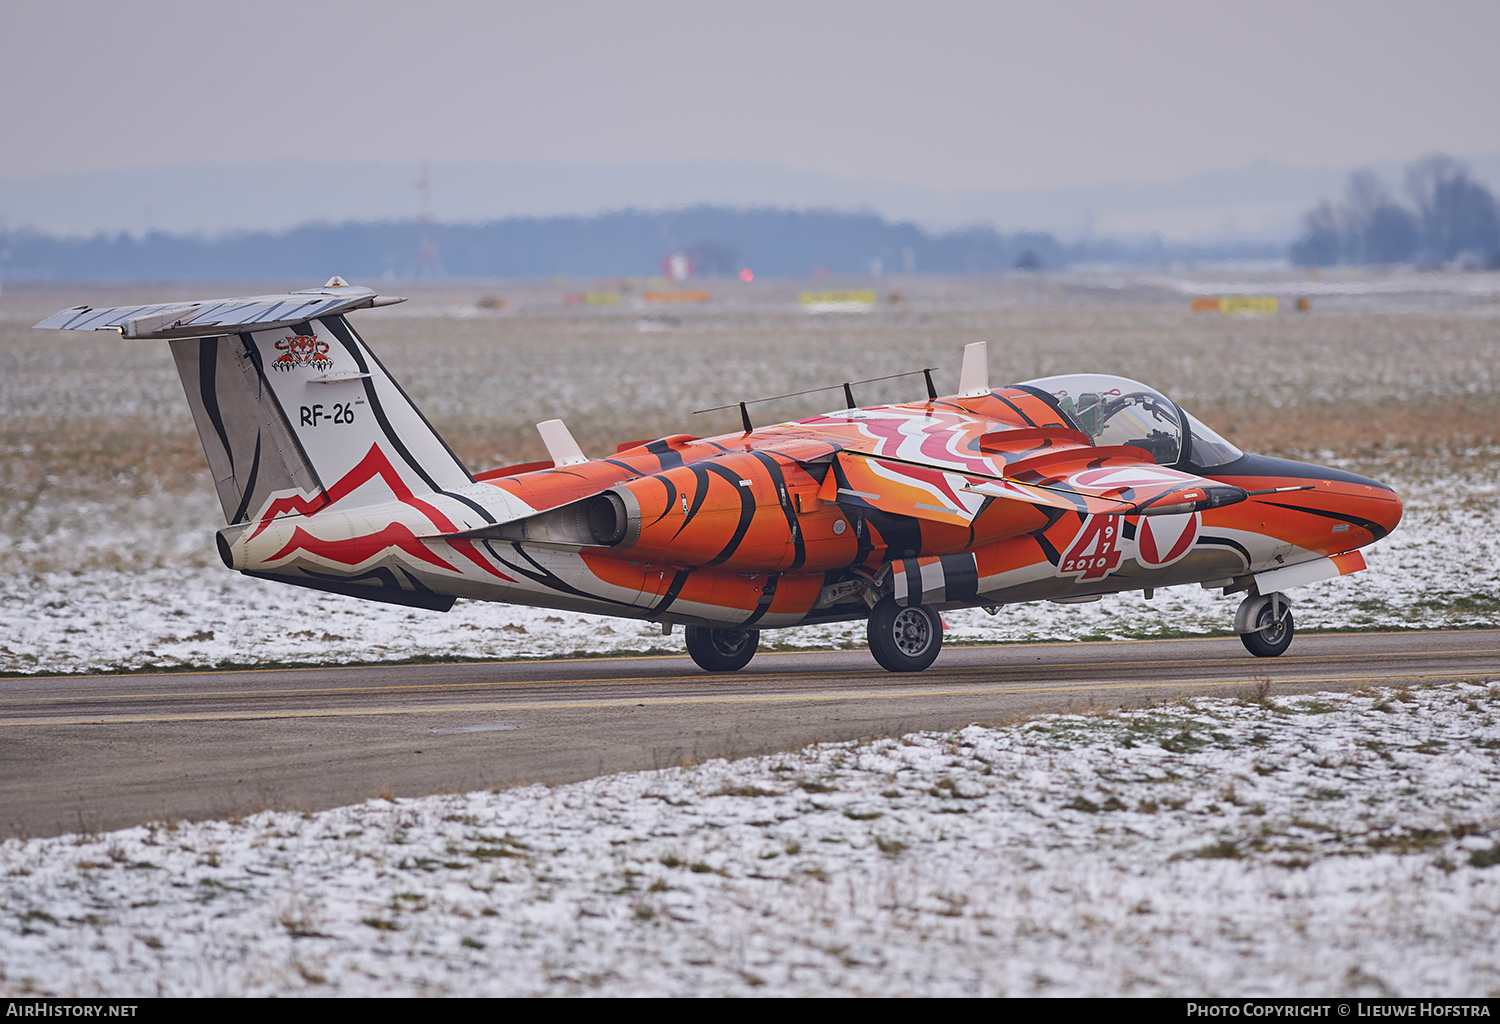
867,595 -> 944,672
685,626 -> 759,672
1236,591 -> 1294,658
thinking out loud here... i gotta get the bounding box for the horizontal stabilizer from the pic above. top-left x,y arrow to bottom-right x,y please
34,279 -> 405,340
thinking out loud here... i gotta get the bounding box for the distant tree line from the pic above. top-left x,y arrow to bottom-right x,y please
1290,154 -> 1500,268
0,207 -> 1065,282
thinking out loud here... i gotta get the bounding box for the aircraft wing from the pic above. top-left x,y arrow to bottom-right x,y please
827,452 -> 988,528
799,406 -> 1240,519
996,452 -> 1248,516
832,446 -> 1247,522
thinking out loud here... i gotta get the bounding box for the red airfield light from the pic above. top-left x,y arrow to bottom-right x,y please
739,268 -> 754,282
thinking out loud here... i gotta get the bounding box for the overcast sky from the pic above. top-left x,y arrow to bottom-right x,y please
3,0 -> 1497,191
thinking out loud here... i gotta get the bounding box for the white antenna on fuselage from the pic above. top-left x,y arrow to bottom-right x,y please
536,419 -> 588,467
959,341 -> 990,397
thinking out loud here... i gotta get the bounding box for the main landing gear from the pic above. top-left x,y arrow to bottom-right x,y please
684,625 -> 760,672
867,595 -> 944,672
1236,591 -> 1295,658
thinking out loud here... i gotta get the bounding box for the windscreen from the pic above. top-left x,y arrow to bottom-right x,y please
1183,412 -> 1243,468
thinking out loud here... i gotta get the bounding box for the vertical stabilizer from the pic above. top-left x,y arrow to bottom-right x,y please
168,313 -> 473,524
168,334 -> 322,525
236,313 -> 472,506
36,282 -> 473,526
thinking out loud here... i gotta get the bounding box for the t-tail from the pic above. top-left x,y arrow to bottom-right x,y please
35,278 -> 472,523
33,278 -> 511,608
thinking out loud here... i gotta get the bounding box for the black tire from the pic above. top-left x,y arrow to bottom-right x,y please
1241,604 -> 1294,658
867,596 -> 943,673
684,626 -> 759,672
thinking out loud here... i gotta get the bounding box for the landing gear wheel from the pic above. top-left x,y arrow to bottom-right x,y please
1241,604 -> 1294,658
867,596 -> 943,673
684,626 -> 759,672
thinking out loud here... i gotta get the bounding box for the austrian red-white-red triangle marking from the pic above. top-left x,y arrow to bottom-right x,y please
1136,512 -> 1201,567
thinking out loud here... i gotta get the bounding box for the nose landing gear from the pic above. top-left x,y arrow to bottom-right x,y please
1236,591 -> 1294,658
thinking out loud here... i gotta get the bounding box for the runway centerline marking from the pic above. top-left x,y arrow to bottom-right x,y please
2,628 -> 1491,686
3,646 -> 1494,707
1,671 -> 1490,727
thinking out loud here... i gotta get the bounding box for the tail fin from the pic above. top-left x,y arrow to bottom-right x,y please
35,279 -> 472,525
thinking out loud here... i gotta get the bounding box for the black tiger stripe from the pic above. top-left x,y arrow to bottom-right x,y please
234,330 -> 324,493
324,315 -> 476,482
702,462 -> 758,566
1197,534 -> 1253,568
228,433 -> 263,526
901,558 -> 921,605
600,458 -> 645,476
672,465 -> 714,540
650,568 -> 694,616
1011,384 -> 1080,432
1260,501 -> 1391,541
862,507 -> 923,560
649,475 -> 678,529
749,451 -> 805,570
966,496 -> 991,548
318,316 -> 474,490
741,573 -> 780,626
316,317 -> 444,493
439,489 -> 498,525
197,338 -> 234,475
646,438 -> 686,471
253,568 -> 454,610
239,330 -> 267,374
484,541 -> 637,609
397,566 -> 438,592
995,393 -> 1038,427
1032,507 -> 1077,565
831,461 -> 877,565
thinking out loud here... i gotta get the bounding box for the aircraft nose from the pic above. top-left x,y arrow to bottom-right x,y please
1302,463 -> 1403,542
1222,454 -> 1403,543
1363,473 -> 1404,538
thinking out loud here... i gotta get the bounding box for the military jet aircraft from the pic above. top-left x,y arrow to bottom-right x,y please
35,279 -> 1402,672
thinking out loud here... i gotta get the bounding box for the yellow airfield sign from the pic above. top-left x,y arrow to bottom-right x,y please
1192,295 -> 1279,314
799,290 -> 877,310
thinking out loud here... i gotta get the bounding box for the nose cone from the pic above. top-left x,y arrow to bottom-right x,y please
1365,474 -> 1404,540
1213,454 -> 1402,547
1298,459 -> 1404,542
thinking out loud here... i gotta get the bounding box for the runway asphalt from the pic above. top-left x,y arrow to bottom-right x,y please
1,628 -> 1495,839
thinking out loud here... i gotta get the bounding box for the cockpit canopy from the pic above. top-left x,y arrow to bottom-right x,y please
1014,373 -> 1243,469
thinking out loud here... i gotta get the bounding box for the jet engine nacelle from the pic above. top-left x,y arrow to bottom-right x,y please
587,451 -> 850,571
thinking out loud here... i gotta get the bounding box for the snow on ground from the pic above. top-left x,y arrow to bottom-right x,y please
1,461 -> 1494,675
2,680 -> 1497,997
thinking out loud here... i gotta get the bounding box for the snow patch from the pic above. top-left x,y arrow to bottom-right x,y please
2,681 -> 1497,996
